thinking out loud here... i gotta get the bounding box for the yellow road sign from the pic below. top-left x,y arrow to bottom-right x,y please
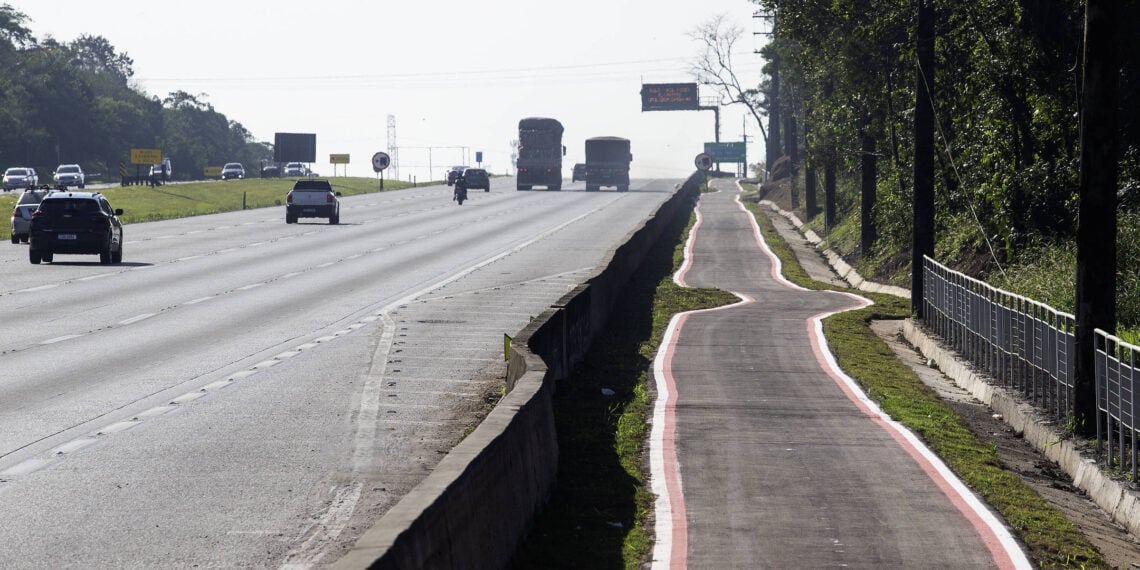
204,166 -> 223,177
130,148 -> 162,165
330,153 -> 350,164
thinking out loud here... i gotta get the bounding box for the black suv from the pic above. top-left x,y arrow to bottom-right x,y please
461,168 -> 490,192
29,191 -> 124,265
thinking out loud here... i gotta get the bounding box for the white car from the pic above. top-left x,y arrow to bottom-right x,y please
2,167 -> 38,191
284,162 -> 307,177
221,162 -> 245,180
10,187 -> 52,243
52,164 -> 85,188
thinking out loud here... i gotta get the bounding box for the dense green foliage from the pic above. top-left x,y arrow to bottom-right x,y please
0,5 -> 269,181
755,0 -> 1139,303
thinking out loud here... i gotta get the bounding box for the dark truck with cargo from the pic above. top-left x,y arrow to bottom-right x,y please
584,136 -> 632,192
516,117 -> 565,191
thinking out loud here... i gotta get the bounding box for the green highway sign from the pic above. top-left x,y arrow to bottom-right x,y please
703,142 -> 746,163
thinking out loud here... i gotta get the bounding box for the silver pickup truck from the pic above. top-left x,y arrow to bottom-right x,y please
285,179 -> 341,224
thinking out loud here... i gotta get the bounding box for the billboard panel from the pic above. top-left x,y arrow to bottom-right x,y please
130,148 -> 162,165
641,83 -> 699,111
703,142 -> 747,163
274,133 -> 317,163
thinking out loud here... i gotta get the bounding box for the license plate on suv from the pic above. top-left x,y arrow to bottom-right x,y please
58,234 -> 77,240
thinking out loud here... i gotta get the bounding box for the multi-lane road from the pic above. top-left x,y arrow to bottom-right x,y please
0,176 -> 680,568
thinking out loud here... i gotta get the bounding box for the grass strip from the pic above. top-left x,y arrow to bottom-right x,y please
0,177 -> 425,238
741,199 -> 1106,568
511,201 -> 737,569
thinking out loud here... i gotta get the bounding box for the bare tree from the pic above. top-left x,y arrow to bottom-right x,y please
690,15 -> 768,145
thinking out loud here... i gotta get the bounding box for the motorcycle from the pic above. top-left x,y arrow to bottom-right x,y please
453,178 -> 468,205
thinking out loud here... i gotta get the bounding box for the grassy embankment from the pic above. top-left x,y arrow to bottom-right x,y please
0,176 -> 429,240
514,182 -> 1105,568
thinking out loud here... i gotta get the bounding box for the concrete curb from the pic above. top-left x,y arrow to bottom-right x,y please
332,174 -> 704,569
758,199 -> 911,298
754,193 -> 1140,541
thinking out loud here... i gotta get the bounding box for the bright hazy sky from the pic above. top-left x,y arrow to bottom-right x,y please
16,0 -> 768,181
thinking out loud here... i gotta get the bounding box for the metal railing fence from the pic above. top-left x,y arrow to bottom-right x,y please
921,256 -> 1140,478
1094,330 -> 1140,481
921,256 -> 1076,421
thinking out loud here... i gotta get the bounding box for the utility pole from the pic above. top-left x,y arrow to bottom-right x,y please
911,0 -> 935,317
741,114 -> 753,178
1073,0 -> 1121,433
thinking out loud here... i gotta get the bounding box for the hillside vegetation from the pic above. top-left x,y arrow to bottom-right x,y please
0,5 -> 270,182
751,1 -> 1139,329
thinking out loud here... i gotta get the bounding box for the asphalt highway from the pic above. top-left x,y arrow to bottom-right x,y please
0,176 -> 677,568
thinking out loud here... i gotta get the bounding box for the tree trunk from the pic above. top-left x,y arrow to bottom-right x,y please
861,123 -> 878,255
912,0 -> 936,317
804,111 -> 819,220
767,49 -> 782,171
788,114 -> 799,209
824,164 -> 837,229
1073,0 -> 1120,435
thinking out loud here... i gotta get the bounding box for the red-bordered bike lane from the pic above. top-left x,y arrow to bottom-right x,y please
649,180 -> 1030,569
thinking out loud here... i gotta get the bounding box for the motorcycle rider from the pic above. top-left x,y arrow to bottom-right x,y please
453,173 -> 468,203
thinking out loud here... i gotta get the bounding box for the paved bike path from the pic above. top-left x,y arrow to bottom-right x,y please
649,180 -> 1030,568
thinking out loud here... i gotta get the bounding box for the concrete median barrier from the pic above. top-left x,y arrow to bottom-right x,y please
332,174 -> 703,569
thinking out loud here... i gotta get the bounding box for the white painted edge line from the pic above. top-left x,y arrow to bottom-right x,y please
203,380 -> 234,391
118,313 -> 155,326
185,296 -> 215,305
52,438 -> 99,455
237,283 -> 265,291
41,334 -> 84,345
77,273 -> 114,281
136,406 -> 176,418
171,391 -> 207,405
0,458 -> 55,477
19,284 -> 60,293
94,420 -> 141,435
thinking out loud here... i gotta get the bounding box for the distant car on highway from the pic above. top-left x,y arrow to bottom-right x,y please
28,190 -> 123,264
149,158 -> 172,183
10,186 -> 52,244
284,162 -> 308,177
447,165 -> 469,186
261,164 -> 280,178
52,164 -> 86,188
3,167 -> 38,191
571,163 -> 586,182
221,162 -> 245,180
461,168 -> 490,192
285,179 -> 340,224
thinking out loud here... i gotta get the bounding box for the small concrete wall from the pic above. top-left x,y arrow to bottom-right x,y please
332,174 -> 703,569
